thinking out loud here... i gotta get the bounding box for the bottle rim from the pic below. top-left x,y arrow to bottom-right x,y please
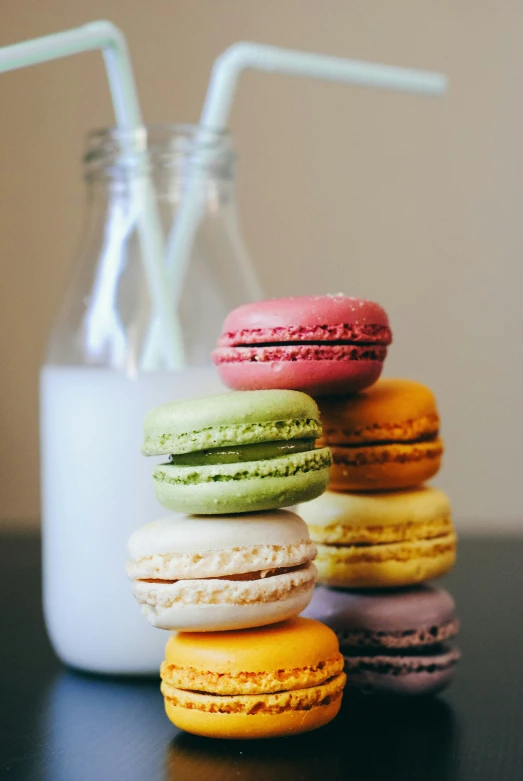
83,123 -> 235,181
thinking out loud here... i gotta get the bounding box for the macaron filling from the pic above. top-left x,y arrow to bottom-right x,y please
310,515 -> 455,547
315,534 -> 457,566
146,419 -> 319,457
214,343 -> 388,363
131,562 -> 317,618
154,448 -> 332,485
168,438 -> 316,465
139,561 -> 309,584
161,653 -> 345,695
217,323 -> 392,346
336,618 -> 460,649
213,321 -> 392,365
332,431 -> 440,449
343,643 -> 460,679
161,673 -> 346,715
320,412 -> 441,448
327,432 -> 443,470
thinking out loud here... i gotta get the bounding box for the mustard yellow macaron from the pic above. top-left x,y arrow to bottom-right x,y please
160,618 -> 346,739
317,378 -> 443,491
298,487 -> 456,588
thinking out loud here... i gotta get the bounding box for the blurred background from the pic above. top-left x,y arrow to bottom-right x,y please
0,0 -> 521,531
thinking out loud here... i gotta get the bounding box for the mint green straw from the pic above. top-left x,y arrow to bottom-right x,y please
143,42 -> 447,367
0,21 -> 184,370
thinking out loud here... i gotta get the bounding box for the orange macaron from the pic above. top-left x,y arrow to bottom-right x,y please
160,618 -> 346,739
317,378 -> 443,491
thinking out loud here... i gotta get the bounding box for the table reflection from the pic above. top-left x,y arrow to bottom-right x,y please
39,671 -> 171,781
34,671 -> 459,781
167,695 -> 458,781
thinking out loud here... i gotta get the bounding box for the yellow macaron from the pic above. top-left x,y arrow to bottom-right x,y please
160,617 -> 346,739
298,487 -> 456,588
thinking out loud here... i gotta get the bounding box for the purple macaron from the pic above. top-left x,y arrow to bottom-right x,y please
303,585 -> 460,696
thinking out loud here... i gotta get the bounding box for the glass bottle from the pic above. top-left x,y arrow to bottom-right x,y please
40,125 -> 260,674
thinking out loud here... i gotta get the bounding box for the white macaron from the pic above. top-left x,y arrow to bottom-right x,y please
126,510 -> 317,632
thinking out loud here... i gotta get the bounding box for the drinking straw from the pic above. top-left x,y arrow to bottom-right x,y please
0,21 -> 184,369
143,42 -> 447,365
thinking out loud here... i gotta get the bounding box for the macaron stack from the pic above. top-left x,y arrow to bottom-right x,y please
127,292 -> 460,741
300,379 -> 460,696
213,295 -> 460,698
126,389 -> 346,739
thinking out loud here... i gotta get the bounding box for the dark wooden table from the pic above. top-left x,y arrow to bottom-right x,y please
1,532 -> 522,781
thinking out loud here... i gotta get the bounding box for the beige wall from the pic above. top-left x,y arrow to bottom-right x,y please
1,1 -> 522,530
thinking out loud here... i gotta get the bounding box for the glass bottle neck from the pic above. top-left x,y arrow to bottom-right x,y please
85,168 -> 237,208
45,123 -> 259,372
84,124 -> 236,194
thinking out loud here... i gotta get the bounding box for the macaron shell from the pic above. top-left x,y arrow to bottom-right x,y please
152,451 -> 331,515
164,617 -> 340,673
299,487 -> 452,539
126,510 -> 315,580
138,585 -> 315,632
219,296 -> 391,334
328,439 -> 443,491
143,389 -> 321,456
164,695 -> 342,739
318,379 -> 439,444
315,534 -> 457,588
303,584 -> 457,639
127,509 -> 309,554
216,357 -> 384,396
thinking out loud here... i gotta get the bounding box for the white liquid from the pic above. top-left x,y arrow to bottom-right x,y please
40,365 -> 225,674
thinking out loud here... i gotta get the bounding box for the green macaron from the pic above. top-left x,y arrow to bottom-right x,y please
143,390 -> 332,514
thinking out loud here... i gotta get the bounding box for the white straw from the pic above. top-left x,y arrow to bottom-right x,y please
0,21 -> 184,369
143,42 -> 447,365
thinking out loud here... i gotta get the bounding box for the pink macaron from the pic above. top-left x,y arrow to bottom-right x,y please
212,295 -> 392,396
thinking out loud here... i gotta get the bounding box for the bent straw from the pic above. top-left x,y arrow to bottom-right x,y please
0,21 -> 184,369
143,42 -> 447,365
